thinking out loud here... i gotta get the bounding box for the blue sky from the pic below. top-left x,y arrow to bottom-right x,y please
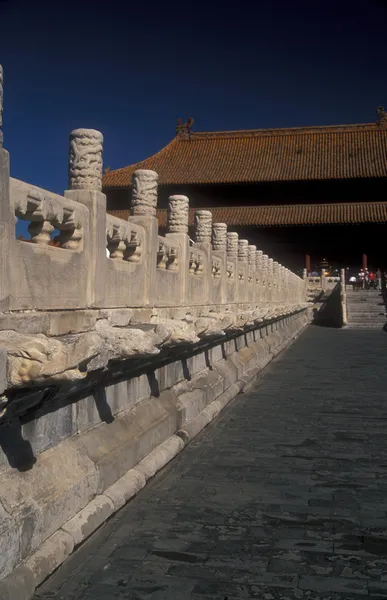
1,0 -> 386,199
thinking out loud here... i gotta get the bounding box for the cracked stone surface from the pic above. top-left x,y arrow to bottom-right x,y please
33,326 -> 387,599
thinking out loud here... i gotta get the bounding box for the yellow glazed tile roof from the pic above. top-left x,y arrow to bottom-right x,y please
103,123 -> 387,188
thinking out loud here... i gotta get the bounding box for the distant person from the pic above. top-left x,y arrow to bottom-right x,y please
358,269 -> 365,289
369,271 -> 376,289
376,268 -> 382,290
349,275 -> 357,291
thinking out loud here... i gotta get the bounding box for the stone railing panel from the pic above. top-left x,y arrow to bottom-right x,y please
211,254 -> 224,303
10,178 -> 89,310
188,246 -> 208,305
104,214 -> 146,307
155,235 -> 181,306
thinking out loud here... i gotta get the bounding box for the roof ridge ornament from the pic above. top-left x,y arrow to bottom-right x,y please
176,117 -> 194,140
377,106 -> 387,128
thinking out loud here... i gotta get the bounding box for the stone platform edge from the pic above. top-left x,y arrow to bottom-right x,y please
0,310 -> 309,600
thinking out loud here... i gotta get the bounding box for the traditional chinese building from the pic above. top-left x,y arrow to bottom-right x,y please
103,112 -> 387,272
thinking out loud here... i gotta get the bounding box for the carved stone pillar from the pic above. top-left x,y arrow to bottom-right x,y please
267,258 -> 274,302
273,261 -> 279,303
261,255 -> 269,302
68,129 -> 104,191
279,265 -> 286,303
0,78 -> 12,308
238,239 -> 248,262
167,195 -> 189,233
193,209 -> 213,304
65,128 -> 106,307
211,223 -> 227,303
248,245 -> 256,265
226,232 -> 238,258
212,223 -> 227,251
194,210 -> 212,243
247,245 -> 256,302
255,250 -> 263,303
166,195 -> 190,305
226,232 -> 238,303
129,169 -> 159,306
131,170 -> 158,217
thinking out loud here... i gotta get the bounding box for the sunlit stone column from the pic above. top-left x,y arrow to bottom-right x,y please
194,209 -> 212,243
226,232 -> 238,304
68,129 -> 104,191
261,254 -> 269,302
238,239 -> 248,262
129,169 -> 160,304
166,195 -> 190,305
0,63 -> 12,309
281,266 -> 288,304
194,209 -> 213,304
273,261 -> 279,303
267,258 -> 274,302
247,245 -> 256,301
212,222 -> 227,251
167,195 -> 189,233
212,222 -> 227,303
66,128 -> 105,306
255,250 -> 263,303
131,169 -> 158,217
226,232 -> 238,259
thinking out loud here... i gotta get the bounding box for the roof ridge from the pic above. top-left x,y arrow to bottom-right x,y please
183,123 -> 379,139
107,136 -> 178,175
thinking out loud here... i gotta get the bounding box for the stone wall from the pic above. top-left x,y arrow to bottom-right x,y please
0,82 -> 310,599
0,310 -> 309,600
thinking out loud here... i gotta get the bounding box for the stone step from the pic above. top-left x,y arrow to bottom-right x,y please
346,323 -> 384,330
347,320 -> 385,324
346,295 -> 383,299
347,309 -> 386,313
347,304 -> 386,314
346,298 -> 384,303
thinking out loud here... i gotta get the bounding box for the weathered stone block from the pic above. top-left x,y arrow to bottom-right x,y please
0,438 -> 98,560
79,390 -> 179,492
135,434 -> 184,480
24,530 -> 74,588
0,565 -> 36,600
213,359 -> 238,392
22,401 -> 77,457
46,310 -> 99,336
0,313 -> 50,335
61,495 -> 114,546
0,501 -> 21,579
177,389 -> 207,426
103,308 -> 133,327
104,469 -> 146,511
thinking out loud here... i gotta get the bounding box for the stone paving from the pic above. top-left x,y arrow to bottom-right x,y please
34,326 -> 387,600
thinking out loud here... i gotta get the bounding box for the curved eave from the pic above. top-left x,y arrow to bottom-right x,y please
103,137 -> 179,188
108,201 -> 387,228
